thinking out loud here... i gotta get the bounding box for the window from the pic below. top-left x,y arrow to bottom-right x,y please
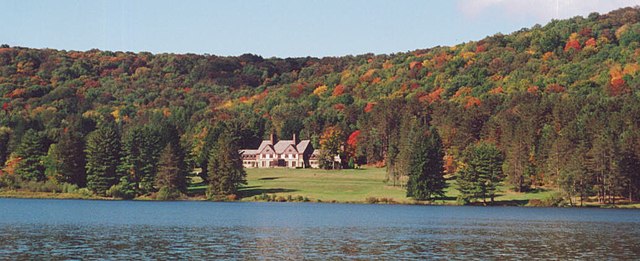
292,162 -> 296,167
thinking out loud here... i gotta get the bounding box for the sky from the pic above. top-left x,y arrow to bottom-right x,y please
1,0 -> 639,58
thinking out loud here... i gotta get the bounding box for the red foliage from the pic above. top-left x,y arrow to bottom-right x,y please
333,103 -> 346,111
545,84 -> 565,93
476,44 -> 487,53
183,87 -> 192,93
2,102 -> 8,111
585,38 -> 596,47
347,130 -> 361,147
332,84 -> 345,97
579,27 -> 593,37
564,39 -> 581,51
364,102 -> 376,113
290,83 -> 305,98
608,78 -> 628,96
527,86 -> 540,94
410,82 -> 420,90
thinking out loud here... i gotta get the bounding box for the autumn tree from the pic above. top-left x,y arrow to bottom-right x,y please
319,126 -> 343,169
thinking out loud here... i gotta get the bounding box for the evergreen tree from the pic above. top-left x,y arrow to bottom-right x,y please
50,129 -> 86,186
155,143 -> 187,195
14,129 -> 49,181
85,122 -> 122,196
0,127 -> 10,167
456,142 -> 504,204
207,132 -> 246,197
406,126 -> 447,201
121,125 -> 162,194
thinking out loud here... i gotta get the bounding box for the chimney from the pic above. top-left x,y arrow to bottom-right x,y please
270,133 -> 276,145
293,133 -> 298,145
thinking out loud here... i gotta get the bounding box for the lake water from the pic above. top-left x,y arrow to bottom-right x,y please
1,199 -> 639,260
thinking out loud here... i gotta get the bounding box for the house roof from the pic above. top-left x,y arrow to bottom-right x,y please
296,140 -> 311,153
257,140 -> 273,152
239,149 -> 258,155
274,140 -> 295,154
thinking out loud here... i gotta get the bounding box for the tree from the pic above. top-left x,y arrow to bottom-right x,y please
406,126 -> 447,201
121,125 -> 162,194
85,122 -> 122,196
456,142 -> 504,204
319,126 -> 343,169
155,143 -> 187,198
207,132 -> 246,197
14,129 -> 49,181
0,127 -> 10,167
49,129 -> 86,186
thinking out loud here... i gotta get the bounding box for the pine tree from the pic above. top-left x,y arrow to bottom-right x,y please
85,122 -> 122,196
456,142 -> 504,204
155,143 -> 187,195
406,126 -> 447,201
51,129 -> 86,186
207,132 -> 246,197
121,125 -> 162,194
14,129 -> 49,181
0,127 -> 10,167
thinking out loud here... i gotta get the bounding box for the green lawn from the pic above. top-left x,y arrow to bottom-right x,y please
190,167 -> 560,205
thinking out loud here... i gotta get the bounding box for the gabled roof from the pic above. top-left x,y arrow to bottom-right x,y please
296,140 -> 311,153
274,140 -> 296,154
257,140 -> 273,152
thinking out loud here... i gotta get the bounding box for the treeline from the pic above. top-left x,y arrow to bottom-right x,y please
0,115 -> 246,199
1,7 -> 640,203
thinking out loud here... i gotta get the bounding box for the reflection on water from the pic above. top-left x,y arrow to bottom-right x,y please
0,199 -> 639,259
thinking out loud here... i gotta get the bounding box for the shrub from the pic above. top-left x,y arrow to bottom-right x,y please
61,183 -> 79,193
0,174 -> 20,190
156,186 -> 182,201
365,197 -> 379,204
77,188 -> 93,198
106,177 -> 137,199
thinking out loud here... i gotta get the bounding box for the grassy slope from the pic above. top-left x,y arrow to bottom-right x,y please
235,167 -> 558,205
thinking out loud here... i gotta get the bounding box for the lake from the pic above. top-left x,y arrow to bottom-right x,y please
0,199 -> 639,259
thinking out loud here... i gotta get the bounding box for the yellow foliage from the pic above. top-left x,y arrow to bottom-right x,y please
615,24 -> 629,40
111,109 -> 120,121
461,51 -> 475,60
623,63 -> 639,75
313,85 -> 328,96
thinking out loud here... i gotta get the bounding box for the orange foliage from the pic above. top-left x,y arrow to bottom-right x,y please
545,84 -> 565,93
464,97 -> 482,109
453,87 -> 472,98
608,78 -> 628,96
371,77 -> 382,84
6,88 -> 26,98
564,39 -> 581,52
364,102 -> 376,113
444,154 -> 456,174
585,38 -> 597,47
360,69 -> 377,82
527,86 -> 539,94
409,61 -> 422,70
333,103 -> 346,111
542,52 -> 554,61
332,84 -> 345,96
423,87 -> 444,104
489,86 -> 504,94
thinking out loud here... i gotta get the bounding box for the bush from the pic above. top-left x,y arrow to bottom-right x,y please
21,179 -> 62,193
156,186 -> 182,200
106,177 -> 137,199
528,193 -> 564,207
77,188 -> 93,198
61,183 -> 79,193
0,174 -> 20,190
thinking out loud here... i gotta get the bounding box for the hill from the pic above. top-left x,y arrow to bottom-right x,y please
1,7 -> 640,204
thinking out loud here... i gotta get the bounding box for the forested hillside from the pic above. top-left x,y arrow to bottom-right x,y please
2,7 -> 640,203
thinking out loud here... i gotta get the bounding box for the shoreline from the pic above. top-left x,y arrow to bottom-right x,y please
1,190 -> 637,209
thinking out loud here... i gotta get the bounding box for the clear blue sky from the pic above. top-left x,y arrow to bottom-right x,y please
1,0 -> 639,57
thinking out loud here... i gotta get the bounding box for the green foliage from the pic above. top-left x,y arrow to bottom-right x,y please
156,186 -> 182,200
85,121 -> 122,196
106,176 -> 137,199
456,142 -> 504,204
14,129 -> 49,181
121,125 -> 163,194
155,142 -> 188,194
0,127 -> 10,167
406,126 -> 447,201
206,131 -> 246,197
48,129 -> 86,186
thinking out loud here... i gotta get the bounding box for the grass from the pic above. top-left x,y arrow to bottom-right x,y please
206,167 -> 560,205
